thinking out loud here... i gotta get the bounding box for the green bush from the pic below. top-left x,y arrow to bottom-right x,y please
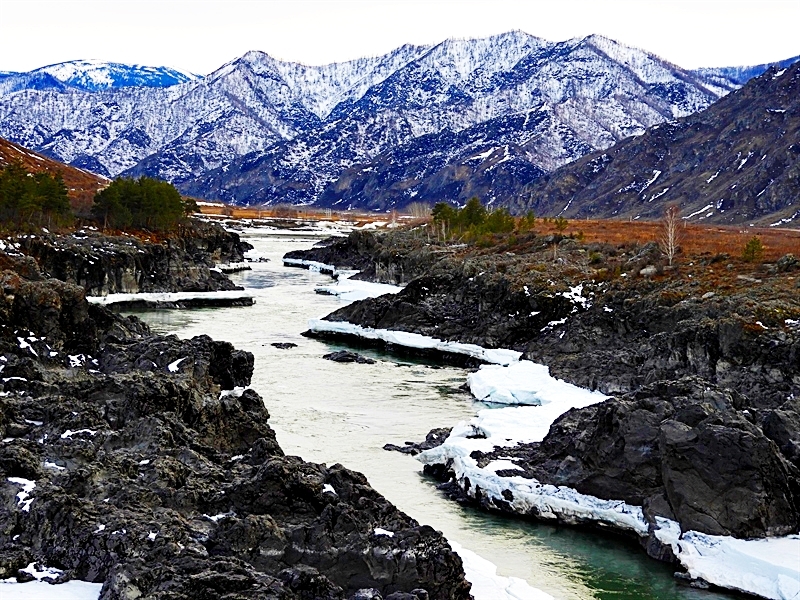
742,236 -> 764,262
0,162 -> 72,229
431,198 -> 516,243
92,176 -> 193,231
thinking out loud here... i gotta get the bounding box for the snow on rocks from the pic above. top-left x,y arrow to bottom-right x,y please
467,360 -> 607,405
373,528 -> 395,537
7,477 -> 35,512
60,429 -> 98,440
167,357 -> 187,373
307,319 -> 521,365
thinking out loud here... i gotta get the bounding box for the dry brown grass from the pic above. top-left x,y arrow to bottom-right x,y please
535,218 -> 800,262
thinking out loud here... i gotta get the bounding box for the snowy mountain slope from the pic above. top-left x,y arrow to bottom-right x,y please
504,61 -> 800,226
0,32 -> 775,208
0,60 -> 198,94
182,33 -> 728,207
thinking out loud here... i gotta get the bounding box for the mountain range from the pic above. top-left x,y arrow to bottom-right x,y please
0,33 -> 797,218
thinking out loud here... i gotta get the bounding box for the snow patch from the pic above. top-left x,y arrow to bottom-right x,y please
7,477 -> 35,512
307,319 -> 521,365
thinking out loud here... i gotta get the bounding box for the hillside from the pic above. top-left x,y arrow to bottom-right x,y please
507,61 -> 800,226
0,136 -> 107,211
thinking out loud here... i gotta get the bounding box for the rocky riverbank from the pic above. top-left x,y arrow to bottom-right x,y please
10,220 -> 251,296
288,228 -> 800,596
0,244 -> 471,599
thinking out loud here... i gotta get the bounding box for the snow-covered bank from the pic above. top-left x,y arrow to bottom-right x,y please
450,540 -> 554,600
87,290 -> 254,306
314,271 -> 403,302
656,523 -> 800,600
1,563 -> 102,600
420,363 -> 800,600
307,319 -> 522,365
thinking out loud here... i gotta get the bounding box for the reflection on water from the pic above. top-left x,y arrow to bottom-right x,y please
126,232 -> 735,600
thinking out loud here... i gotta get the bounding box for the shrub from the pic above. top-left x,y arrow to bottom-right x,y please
742,236 -> 764,262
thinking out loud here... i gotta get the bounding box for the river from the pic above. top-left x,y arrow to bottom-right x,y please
130,229 -> 734,600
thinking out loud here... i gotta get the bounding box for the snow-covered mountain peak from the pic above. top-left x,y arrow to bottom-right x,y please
210,44 -> 432,119
31,59 -> 199,90
421,30 -> 549,82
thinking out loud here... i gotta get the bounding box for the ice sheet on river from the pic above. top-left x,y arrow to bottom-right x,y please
450,540 -> 554,600
86,290 -> 253,305
307,319 -> 521,365
314,270 -> 402,302
468,361 -> 607,406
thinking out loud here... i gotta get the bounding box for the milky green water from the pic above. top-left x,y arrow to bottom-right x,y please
128,231 -> 736,600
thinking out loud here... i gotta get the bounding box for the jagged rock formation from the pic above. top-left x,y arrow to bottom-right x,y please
0,246 -> 471,599
12,220 -> 249,295
0,32 -> 746,207
508,61 -> 800,226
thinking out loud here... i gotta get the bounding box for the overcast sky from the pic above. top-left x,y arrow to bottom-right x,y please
4,0 -> 800,74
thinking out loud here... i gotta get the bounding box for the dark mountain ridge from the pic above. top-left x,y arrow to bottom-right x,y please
507,60 -> 800,226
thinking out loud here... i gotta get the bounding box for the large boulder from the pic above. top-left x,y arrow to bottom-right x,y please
475,377 -> 800,539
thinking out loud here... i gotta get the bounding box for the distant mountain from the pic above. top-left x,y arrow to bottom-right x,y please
692,54 -> 800,88
0,60 -> 198,94
0,34 -> 792,210
0,136 -> 107,209
506,61 -> 800,226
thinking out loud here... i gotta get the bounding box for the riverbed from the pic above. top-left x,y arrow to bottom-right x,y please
130,230 -> 734,600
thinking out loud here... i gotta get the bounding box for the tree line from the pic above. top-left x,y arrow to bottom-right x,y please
0,162 -> 72,228
92,176 -> 197,231
0,162 -> 197,232
431,197 -> 536,241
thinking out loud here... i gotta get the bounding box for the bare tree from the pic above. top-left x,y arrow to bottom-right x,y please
659,204 -> 683,267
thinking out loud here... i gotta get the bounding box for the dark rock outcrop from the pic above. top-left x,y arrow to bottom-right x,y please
384,429 -> 452,456
0,251 -> 471,599
323,350 -> 376,364
14,220 -> 250,295
284,231 -> 439,285
467,378 -> 799,539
